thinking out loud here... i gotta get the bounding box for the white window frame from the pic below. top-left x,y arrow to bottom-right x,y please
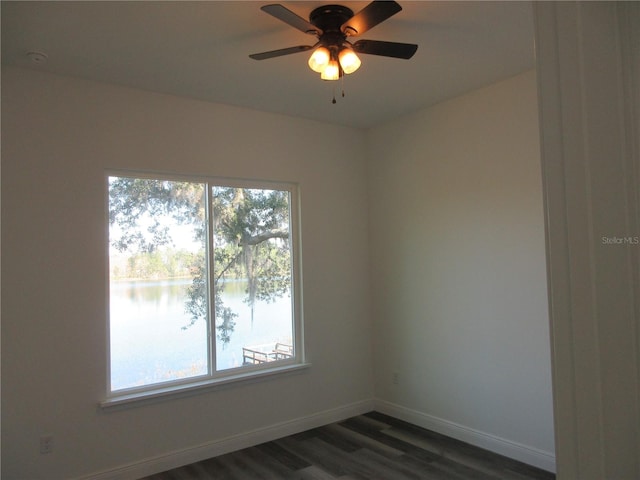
102,171 -> 306,409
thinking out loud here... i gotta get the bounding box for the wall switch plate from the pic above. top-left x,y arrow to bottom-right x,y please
40,434 -> 53,454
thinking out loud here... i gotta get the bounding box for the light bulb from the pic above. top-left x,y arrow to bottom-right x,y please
320,59 -> 340,81
308,47 -> 330,73
338,48 -> 361,74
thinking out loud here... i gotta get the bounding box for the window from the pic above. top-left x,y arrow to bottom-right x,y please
107,173 -> 303,398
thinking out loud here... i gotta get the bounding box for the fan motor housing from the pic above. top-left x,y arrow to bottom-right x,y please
309,5 -> 354,32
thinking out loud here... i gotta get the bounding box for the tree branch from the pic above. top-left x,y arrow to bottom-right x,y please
215,251 -> 244,284
242,228 -> 289,246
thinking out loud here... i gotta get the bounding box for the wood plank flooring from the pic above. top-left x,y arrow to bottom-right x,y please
142,412 -> 555,480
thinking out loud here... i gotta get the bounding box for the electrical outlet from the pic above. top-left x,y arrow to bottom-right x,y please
392,372 -> 399,385
40,434 -> 53,454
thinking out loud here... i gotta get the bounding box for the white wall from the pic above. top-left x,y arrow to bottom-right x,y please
1,67 -> 374,479
367,70 -> 556,470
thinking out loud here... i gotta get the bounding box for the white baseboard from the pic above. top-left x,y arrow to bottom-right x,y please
374,398 -> 556,474
76,399 -> 374,480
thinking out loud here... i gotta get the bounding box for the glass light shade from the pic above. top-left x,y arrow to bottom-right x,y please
338,48 -> 361,74
320,60 -> 340,80
320,59 -> 340,80
308,47 -> 330,73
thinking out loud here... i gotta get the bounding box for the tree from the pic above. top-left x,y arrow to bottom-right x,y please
108,177 -> 292,344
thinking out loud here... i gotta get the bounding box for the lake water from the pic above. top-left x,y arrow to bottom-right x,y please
109,279 -> 292,391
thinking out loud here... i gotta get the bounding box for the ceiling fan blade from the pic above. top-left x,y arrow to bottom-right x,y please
352,39 -> 418,59
261,4 -> 321,35
249,45 -> 313,60
341,1 -> 402,36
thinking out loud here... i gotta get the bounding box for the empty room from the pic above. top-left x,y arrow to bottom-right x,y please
2,2 -> 638,479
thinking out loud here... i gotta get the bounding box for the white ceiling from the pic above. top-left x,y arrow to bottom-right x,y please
1,1 -> 535,129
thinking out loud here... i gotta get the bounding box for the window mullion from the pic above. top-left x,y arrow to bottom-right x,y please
206,182 -> 217,376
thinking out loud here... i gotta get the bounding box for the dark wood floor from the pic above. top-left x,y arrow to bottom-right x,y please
142,411 -> 555,480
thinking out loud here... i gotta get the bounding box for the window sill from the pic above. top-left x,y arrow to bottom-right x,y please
100,362 -> 311,411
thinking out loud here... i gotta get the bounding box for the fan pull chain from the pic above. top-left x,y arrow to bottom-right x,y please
330,78 -> 346,104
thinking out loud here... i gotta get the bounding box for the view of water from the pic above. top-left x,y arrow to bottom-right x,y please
109,279 -> 292,391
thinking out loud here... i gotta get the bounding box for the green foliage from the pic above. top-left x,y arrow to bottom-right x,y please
109,177 -> 204,253
212,187 -> 291,314
111,248 -> 196,280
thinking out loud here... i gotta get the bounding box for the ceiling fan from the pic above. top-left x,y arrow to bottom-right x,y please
249,1 -> 418,83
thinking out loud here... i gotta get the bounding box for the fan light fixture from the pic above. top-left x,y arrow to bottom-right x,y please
250,2 -> 418,101
309,45 -> 361,80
